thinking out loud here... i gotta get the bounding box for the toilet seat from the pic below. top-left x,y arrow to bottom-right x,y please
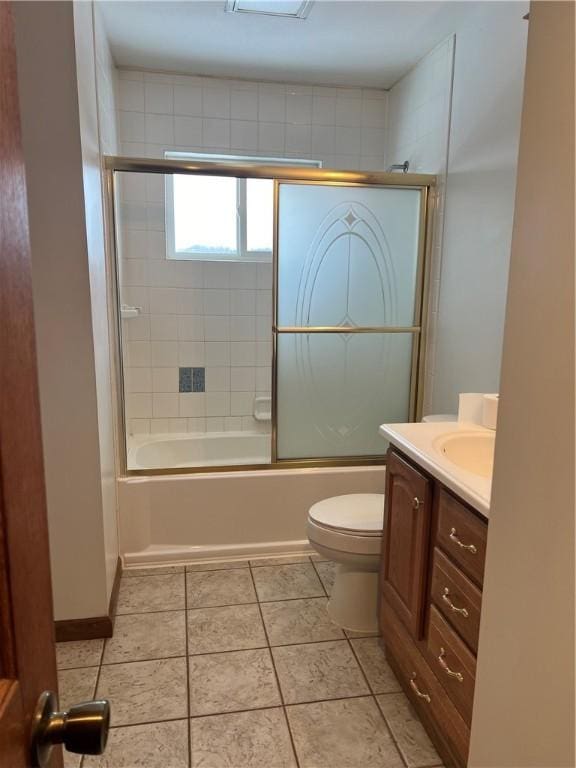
307,494 -> 384,556
308,494 -> 384,536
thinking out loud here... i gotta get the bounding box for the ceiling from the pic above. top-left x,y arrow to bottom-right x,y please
99,0 -> 474,88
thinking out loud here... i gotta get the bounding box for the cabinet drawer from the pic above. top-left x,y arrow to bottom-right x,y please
436,490 -> 487,586
426,606 -> 477,726
431,548 -> 482,653
381,600 -> 470,767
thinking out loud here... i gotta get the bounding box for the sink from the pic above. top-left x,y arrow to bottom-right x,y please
433,431 -> 496,478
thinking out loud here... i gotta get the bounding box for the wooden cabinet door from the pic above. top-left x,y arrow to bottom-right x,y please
381,450 -> 432,639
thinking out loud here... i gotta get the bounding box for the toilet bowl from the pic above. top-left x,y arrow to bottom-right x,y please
307,493 -> 384,633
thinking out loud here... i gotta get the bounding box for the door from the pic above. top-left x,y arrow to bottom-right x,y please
381,450 -> 432,639
0,6 -> 108,766
274,180 -> 427,461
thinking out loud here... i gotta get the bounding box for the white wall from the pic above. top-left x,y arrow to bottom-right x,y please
429,2 -> 529,413
470,2 -> 575,764
73,1 -> 120,603
13,1 -> 112,620
384,36 -> 455,415
114,70 -> 389,436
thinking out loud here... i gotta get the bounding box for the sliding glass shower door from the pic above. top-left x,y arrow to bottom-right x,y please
274,182 -> 426,461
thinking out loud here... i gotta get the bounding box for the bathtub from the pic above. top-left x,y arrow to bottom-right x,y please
128,431 -> 270,470
118,460 -> 386,566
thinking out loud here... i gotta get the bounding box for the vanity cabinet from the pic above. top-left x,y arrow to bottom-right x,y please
379,447 -> 488,768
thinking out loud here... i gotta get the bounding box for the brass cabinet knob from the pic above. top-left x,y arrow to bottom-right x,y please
412,497 -> 422,510
30,691 -> 110,768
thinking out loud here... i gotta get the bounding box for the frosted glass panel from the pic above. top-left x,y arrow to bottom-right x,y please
276,333 -> 414,459
277,184 -> 421,328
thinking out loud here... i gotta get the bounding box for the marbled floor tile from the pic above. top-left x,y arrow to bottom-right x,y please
314,561 -> 338,595
190,707 -> 297,768
252,563 -> 324,602
260,597 -> 344,646
189,648 -> 281,716
122,565 -> 185,577
96,657 -> 188,726
116,574 -> 185,615
186,559 -> 249,572
287,696 -> 404,768
56,639 -> 104,670
102,610 -> 186,664
250,554 -> 311,567
377,692 -> 442,768
272,640 -> 369,704
187,603 -> 267,655
84,720 -> 189,768
344,628 -> 380,639
186,568 -> 256,609
64,751 -> 81,768
350,637 -> 402,694
58,666 -> 99,708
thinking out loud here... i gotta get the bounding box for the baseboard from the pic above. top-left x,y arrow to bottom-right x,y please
54,556 -> 122,642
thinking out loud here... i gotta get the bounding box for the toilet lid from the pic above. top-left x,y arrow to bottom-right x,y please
308,494 -> 384,536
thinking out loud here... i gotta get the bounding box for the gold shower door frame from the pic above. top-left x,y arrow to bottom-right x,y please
103,156 -> 435,475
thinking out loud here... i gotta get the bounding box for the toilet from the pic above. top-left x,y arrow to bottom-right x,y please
307,493 -> 385,633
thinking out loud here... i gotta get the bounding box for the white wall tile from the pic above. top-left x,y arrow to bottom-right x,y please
152,367 -> 178,392
204,316 -> 230,341
205,341 -> 230,366
258,122 -> 285,152
118,80 -> 145,112
151,340 -> 178,366
231,90 -> 258,120
230,120 -> 258,151
203,87 -> 230,118
286,94 -> 312,125
205,366 -> 230,392
258,91 -> 286,123
180,393 -> 206,417
145,113 -> 174,144
118,111 -> 145,142
174,116 -> 202,145
151,314 -> 178,340
202,118 -> 230,148
152,392 -> 179,417
145,82 -> 173,114
174,85 -> 203,116
178,315 -> 204,341
178,341 -> 205,365
126,341 -> 151,367
230,391 -> 254,416
206,391 -> 229,416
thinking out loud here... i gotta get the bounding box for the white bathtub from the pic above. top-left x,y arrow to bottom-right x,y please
128,431 -> 270,470
118,462 -> 386,566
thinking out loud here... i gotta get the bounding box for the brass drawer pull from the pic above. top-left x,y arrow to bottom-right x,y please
409,674 -> 431,703
438,647 -> 464,682
412,497 -> 421,510
449,527 -> 477,554
442,587 -> 469,618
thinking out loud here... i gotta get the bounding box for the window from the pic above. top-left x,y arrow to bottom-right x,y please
165,152 -> 321,262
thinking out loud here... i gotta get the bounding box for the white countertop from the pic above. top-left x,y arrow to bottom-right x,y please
379,421 -> 491,518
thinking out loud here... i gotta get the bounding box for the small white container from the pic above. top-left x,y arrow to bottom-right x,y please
483,394 -> 499,430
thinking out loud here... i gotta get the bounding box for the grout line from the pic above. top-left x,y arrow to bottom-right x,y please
248,562 -> 301,768
346,632 -> 409,768
184,569 -> 192,768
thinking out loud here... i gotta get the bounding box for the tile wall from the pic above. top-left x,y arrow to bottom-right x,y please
384,37 -> 455,416
115,71 -> 388,436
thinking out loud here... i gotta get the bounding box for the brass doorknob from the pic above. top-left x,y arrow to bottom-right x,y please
30,691 -> 110,768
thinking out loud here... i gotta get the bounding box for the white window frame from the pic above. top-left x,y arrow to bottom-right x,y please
164,152 -> 321,262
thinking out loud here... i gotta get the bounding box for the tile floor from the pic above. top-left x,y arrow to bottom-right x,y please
57,553 -> 443,768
